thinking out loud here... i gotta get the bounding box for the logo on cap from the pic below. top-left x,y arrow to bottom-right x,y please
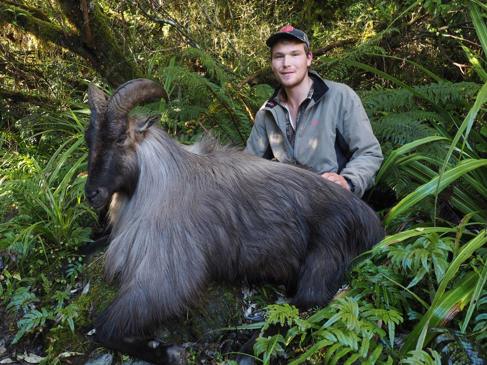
280,25 -> 295,33
266,25 -> 310,48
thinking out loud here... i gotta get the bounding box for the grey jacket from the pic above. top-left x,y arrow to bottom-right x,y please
245,72 -> 383,197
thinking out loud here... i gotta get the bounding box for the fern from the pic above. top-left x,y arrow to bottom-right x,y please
361,78 -> 485,211
373,111 -> 440,146
254,296 -> 404,364
159,56 -> 253,144
415,82 -> 481,108
350,258 -> 407,309
430,328 -> 487,364
472,288 -> 487,344
386,232 -> 454,288
315,30 -> 389,82
181,47 -> 233,85
263,303 -> 299,329
363,82 -> 481,114
13,307 -> 52,343
401,349 -> 442,364
253,334 -> 286,365
363,87 -> 418,113
6,286 -> 37,313
55,302 -> 80,333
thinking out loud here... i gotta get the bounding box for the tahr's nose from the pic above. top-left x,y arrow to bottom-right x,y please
85,185 -> 109,209
85,187 -> 100,201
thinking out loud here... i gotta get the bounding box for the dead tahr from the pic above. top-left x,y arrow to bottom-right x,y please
85,79 -> 384,364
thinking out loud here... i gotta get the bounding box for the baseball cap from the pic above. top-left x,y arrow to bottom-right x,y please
266,25 -> 310,48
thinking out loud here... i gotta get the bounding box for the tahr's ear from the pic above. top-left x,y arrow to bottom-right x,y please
136,115 -> 159,133
88,83 -> 109,114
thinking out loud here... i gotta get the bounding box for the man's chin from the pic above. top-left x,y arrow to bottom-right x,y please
278,75 -> 306,89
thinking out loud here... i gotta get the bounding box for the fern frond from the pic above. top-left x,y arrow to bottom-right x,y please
363,82 -> 481,114
373,111 -> 440,146
264,303 -> 299,328
472,288 -> 487,343
401,349 -> 442,365
181,47 -> 233,85
415,82 -> 481,108
160,62 -> 253,144
430,328 -> 487,364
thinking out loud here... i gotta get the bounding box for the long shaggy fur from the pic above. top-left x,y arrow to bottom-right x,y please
95,126 -> 384,341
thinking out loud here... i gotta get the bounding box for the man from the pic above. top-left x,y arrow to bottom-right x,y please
245,25 -> 383,197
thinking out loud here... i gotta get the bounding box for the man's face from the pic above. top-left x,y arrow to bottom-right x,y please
271,40 -> 312,89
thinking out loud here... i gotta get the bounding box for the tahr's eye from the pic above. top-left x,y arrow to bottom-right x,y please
116,135 -> 127,145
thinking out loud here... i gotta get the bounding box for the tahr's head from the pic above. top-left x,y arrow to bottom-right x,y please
85,79 -> 166,209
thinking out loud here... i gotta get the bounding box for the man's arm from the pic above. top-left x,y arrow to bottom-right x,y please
338,88 -> 383,197
244,110 -> 271,157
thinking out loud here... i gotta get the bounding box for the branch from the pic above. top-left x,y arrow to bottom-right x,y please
1,0 -> 50,22
137,2 -> 201,49
313,38 -> 356,57
0,2 -> 94,62
0,89 -> 53,106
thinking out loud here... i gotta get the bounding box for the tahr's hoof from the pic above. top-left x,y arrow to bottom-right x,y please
164,345 -> 187,365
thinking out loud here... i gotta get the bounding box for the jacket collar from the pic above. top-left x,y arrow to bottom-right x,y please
265,70 -> 329,109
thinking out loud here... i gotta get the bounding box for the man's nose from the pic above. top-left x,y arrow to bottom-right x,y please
282,55 -> 290,67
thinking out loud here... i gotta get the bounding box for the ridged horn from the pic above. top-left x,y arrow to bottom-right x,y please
87,83 -> 109,127
107,78 -> 167,126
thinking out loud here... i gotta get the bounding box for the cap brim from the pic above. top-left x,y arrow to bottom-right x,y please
266,33 -> 306,48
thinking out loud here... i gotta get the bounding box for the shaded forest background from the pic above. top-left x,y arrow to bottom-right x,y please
1,0 -> 486,364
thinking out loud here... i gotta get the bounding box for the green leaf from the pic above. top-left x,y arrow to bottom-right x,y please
462,45 -> 487,81
289,338 -> 332,365
363,344 -> 383,365
375,136 -> 447,184
385,159 -> 487,225
378,227 -> 456,249
470,3 -> 487,57
254,334 -> 285,365
407,267 -> 427,289
401,231 -> 486,354
460,255 -> 487,332
330,347 -> 352,365
346,60 -> 455,135
438,81 -> 487,177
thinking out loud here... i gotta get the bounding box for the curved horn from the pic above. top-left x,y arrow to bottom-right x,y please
107,78 -> 167,126
88,83 -> 109,127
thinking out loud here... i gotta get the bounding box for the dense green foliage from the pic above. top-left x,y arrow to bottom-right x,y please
1,0 -> 486,364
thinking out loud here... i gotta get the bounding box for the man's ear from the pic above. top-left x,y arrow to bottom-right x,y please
136,115 -> 159,133
307,51 -> 313,65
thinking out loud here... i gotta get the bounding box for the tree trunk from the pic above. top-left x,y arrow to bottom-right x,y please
59,0 -> 141,85
0,0 -> 140,86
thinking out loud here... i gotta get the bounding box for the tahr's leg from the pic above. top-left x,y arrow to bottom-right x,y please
290,244 -> 346,309
236,331 -> 259,365
94,284 -> 188,364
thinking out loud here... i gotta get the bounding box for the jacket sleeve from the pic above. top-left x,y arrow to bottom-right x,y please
339,88 -> 383,197
244,110 -> 270,157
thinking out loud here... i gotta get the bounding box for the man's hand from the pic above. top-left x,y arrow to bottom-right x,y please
321,172 -> 350,191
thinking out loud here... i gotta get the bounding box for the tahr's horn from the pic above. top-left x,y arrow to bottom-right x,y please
107,79 -> 167,127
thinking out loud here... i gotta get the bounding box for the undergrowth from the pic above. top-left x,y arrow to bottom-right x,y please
0,1 -> 486,364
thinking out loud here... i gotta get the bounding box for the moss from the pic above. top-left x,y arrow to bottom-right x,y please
45,255 -> 116,356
